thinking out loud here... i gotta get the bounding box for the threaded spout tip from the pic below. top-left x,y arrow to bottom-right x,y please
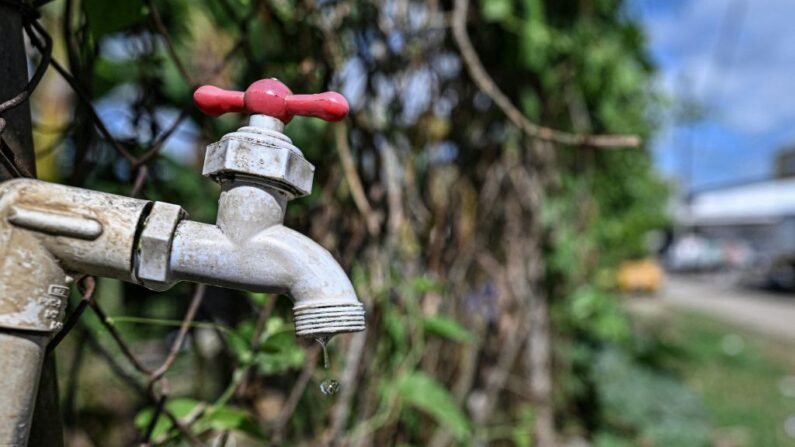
293,302 -> 365,337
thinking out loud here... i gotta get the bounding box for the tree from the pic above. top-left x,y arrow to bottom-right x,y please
7,0 -> 706,445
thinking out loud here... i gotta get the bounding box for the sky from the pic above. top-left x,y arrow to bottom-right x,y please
631,0 -> 795,192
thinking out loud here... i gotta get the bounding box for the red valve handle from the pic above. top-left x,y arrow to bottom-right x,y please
193,79 -> 349,124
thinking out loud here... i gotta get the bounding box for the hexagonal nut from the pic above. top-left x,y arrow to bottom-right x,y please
136,202 -> 185,291
203,138 -> 315,197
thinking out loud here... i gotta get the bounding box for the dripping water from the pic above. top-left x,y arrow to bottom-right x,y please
315,335 -> 339,396
320,377 -> 341,395
316,335 -> 330,369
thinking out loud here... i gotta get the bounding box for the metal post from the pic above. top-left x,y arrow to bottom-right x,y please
0,4 -> 63,446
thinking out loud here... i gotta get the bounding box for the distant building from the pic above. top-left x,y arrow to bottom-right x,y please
674,177 -> 795,287
775,147 -> 795,178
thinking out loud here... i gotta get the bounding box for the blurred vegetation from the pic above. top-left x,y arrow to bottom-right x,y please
21,0 -> 706,445
638,311 -> 795,447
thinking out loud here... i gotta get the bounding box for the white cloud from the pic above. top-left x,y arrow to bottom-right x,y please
643,0 -> 795,134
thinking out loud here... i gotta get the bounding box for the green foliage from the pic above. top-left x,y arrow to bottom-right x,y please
397,372 -> 471,441
566,286 -> 630,342
83,0 -> 146,39
593,348 -> 712,446
481,0 -> 514,23
135,398 -> 265,442
200,406 -> 264,439
422,315 -> 474,343
135,398 -> 201,440
660,313 -> 795,446
229,316 -> 304,374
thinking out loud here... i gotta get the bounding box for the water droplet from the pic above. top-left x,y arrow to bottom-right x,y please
315,336 -> 330,369
320,378 -> 340,396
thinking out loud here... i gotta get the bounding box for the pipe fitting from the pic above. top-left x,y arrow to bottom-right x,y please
0,179 -> 151,332
202,119 -> 315,198
135,201 -> 186,291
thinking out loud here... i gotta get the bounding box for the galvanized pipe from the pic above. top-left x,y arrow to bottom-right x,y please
0,180 -> 150,446
0,331 -> 47,446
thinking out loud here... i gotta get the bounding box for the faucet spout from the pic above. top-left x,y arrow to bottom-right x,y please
257,225 -> 365,337
169,220 -> 364,338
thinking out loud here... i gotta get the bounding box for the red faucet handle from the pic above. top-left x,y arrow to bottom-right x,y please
193,79 -> 349,124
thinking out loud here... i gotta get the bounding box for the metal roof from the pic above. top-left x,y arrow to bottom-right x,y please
677,177 -> 795,226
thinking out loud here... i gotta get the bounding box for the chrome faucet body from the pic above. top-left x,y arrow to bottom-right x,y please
0,82 -> 364,444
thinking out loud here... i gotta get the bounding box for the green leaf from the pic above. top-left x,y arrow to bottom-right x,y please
384,307 -> 408,350
229,316 -> 304,372
134,398 -> 202,440
84,0 -> 146,39
422,316 -> 473,343
203,406 -> 265,439
410,276 -> 441,294
397,372 -> 471,440
253,330 -> 305,375
482,0 -> 513,22
512,404 -> 536,447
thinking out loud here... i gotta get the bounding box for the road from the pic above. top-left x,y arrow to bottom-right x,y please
631,273 -> 795,341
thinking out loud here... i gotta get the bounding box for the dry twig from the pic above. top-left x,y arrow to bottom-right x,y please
451,0 -> 641,148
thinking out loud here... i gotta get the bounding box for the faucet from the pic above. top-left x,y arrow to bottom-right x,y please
0,79 -> 364,445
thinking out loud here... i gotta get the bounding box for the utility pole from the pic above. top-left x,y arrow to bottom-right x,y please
0,4 -> 63,446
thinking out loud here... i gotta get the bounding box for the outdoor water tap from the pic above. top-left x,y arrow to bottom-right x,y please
0,79 -> 363,445
168,78 -> 365,337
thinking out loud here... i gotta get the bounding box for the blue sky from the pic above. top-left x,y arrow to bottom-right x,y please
631,0 -> 795,191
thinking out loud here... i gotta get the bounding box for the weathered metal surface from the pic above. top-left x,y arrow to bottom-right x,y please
216,181 -> 287,241
0,179 -> 150,282
170,177 -> 364,337
0,228 -> 67,332
293,302 -> 366,336
0,154 -> 364,338
8,205 -> 103,240
171,218 -> 355,295
136,201 -> 185,291
0,331 -> 47,446
202,118 -> 315,198
169,219 -> 364,337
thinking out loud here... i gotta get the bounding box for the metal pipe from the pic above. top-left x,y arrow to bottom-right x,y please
0,179 -> 150,446
0,331 -> 47,446
0,6 -> 63,447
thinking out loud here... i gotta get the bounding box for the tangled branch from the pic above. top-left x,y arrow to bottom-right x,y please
451,0 -> 641,149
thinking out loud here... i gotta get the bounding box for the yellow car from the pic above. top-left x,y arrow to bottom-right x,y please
617,258 -> 664,294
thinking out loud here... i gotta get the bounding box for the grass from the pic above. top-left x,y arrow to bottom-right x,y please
642,309 -> 795,446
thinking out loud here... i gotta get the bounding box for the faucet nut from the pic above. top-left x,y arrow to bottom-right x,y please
136,202 -> 186,291
203,133 -> 314,197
